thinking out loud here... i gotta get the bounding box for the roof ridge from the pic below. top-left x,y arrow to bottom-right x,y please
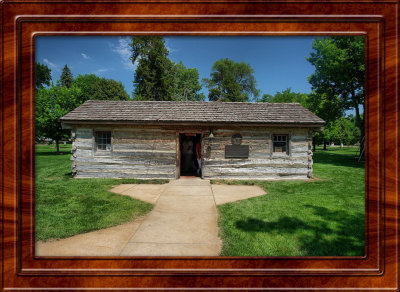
82,100 -> 304,105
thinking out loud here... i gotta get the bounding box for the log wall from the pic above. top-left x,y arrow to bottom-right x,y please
71,127 -> 178,179
202,128 -> 313,180
70,125 -> 314,180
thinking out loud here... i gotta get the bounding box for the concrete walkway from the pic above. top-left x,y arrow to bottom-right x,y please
36,178 -> 266,256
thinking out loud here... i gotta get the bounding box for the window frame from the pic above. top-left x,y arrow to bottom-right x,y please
272,134 -> 290,156
94,130 -> 112,154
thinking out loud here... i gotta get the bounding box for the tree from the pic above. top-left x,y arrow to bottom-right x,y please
130,36 -> 175,100
35,62 -> 51,91
258,88 -> 309,108
307,36 -> 365,143
35,84 -> 80,153
203,58 -> 259,102
91,78 -> 130,101
307,91 -> 343,150
325,117 -> 360,147
73,74 -> 130,103
172,62 -> 204,101
59,64 -> 73,88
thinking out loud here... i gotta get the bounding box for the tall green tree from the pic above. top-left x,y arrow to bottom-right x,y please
130,36 -> 175,100
307,91 -> 343,150
73,74 -> 130,103
172,61 -> 204,101
59,64 -> 74,88
203,58 -> 259,102
35,84 -> 80,153
35,62 -> 52,91
307,36 -> 365,142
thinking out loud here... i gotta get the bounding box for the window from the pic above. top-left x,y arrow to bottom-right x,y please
273,134 -> 289,155
95,131 -> 111,151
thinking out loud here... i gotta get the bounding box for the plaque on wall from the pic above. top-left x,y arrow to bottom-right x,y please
225,144 -> 249,158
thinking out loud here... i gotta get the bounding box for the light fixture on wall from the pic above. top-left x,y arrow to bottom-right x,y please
209,128 -> 214,138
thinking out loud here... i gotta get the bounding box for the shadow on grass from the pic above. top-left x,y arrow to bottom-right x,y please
235,205 -> 365,256
313,151 -> 365,169
36,150 -> 71,156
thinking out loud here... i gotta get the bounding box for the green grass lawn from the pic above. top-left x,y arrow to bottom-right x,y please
35,144 -> 167,242
215,146 -> 365,256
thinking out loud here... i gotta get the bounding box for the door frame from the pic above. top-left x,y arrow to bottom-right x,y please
177,132 -> 202,178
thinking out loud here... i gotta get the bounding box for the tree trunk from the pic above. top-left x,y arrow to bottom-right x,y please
56,139 -> 60,154
323,140 -> 327,150
352,89 -> 364,148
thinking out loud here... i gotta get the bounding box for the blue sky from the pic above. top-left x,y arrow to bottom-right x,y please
36,36 -> 317,99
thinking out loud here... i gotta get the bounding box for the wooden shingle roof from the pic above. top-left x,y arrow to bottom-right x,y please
61,100 -> 325,127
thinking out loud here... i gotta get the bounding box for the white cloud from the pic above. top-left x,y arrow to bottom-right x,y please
110,37 -> 137,71
164,38 -> 177,54
81,53 -> 90,59
93,68 -> 108,75
43,58 -> 58,68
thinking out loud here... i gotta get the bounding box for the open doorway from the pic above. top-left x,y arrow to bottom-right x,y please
179,133 -> 202,177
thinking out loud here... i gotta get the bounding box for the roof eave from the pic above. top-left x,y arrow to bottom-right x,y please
61,119 -> 325,128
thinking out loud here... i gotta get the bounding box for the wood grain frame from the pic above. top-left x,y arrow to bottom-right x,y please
1,0 -> 398,290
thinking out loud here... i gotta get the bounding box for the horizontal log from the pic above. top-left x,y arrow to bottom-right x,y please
75,156 -> 176,165
290,141 -> 308,147
76,165 -> 176,174
112,151 -> 176,159
203,157 -> 308,165
113,142 -> 176,151
203,162 -> 309,169
291,145 -> 309,152
203,174 -> 309,180
204,164 -> 309,170
291,152 -> 309,158
76,161 -> 175,169
203,166 -> 309,175
74,139 -> 93,148
76,129 -> 93,139
75,149 -> 93,157
249,153 -> 272,159
203,171 -> 309,178
75,172 -> 175,179
113,131 -> 175,140
291,135 -> 308,142
113,149 -> 175,154
114,128 -> 174,134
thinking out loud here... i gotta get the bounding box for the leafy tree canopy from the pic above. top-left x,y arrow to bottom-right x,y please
203,58 -> 259,102
59,64 -> 74,88
172,61 -> 204,101
306,91 -> 343,124
35,62 -> 52,91
35,84 -> 81,153
258,88 -> 309,108
322,117 -> 361,146
73,74 -> 130,103
307,36 -> 365,140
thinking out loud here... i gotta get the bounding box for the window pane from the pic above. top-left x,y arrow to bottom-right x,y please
272,135 -> 288,154
96,131 -> 111,151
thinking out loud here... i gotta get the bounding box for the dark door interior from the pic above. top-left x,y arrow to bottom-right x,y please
179,133 -> 201,177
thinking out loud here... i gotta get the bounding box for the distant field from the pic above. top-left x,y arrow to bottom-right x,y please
215,146 -> 365,256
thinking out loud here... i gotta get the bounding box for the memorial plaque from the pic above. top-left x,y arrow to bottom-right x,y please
225,144 -> 249,158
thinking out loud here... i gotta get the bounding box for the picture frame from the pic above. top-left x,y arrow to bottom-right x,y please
1,0 -> 398,290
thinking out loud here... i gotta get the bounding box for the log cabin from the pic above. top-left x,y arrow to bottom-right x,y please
60,100 -> 325,180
